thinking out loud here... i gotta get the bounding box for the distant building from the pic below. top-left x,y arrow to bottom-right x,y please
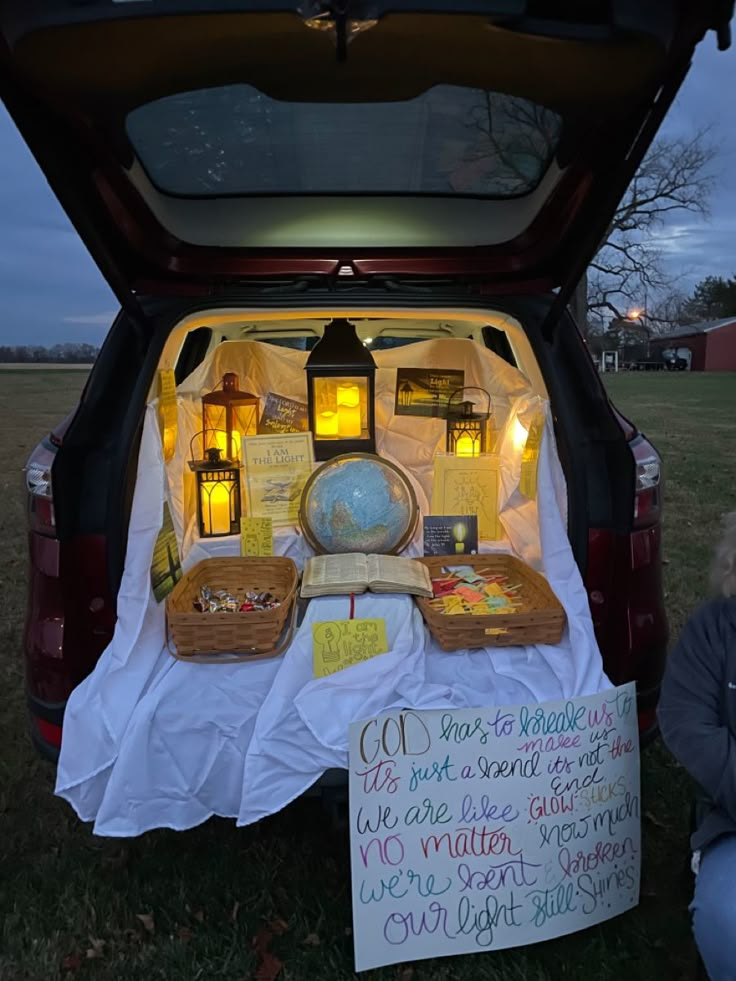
649,317 -> 736,371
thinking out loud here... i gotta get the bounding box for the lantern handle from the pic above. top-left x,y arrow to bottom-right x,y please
447,386 -> 493,418
189,428 -> 240,464
205,372 -> 239,393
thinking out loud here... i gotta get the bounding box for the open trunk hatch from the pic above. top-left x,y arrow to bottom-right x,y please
0,2 -> 732,305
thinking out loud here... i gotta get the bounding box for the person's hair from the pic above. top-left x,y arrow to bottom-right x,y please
712,512 -> 736,598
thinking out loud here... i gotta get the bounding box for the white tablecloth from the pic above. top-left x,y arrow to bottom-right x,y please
55,341 -> 609,836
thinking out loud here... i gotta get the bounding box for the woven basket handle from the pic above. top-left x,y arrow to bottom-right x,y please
165,598 -> 299,664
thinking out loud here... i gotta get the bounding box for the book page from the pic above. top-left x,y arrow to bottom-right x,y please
302,553 -> 369,594
366,555 -> 433,596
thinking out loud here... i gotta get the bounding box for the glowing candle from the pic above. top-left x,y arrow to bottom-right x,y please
212,428 -> 240,460
452,521 -> 468,554
337,383 -> 362,438
455,433 -> 479,458
212,430 -> 228,457
316,410 -> 338,437
202,480 -> 233,536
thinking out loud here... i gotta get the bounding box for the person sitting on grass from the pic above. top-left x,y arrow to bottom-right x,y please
658,511 -> 736,981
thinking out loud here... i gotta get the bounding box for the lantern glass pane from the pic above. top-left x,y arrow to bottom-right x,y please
199,473 -> 238,536
313,375 -> 368,440
203,404 -> 228,456
449,420 -> 484,457
231,402 -> 259,456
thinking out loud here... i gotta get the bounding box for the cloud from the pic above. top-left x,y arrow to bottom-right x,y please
62,312 -> 117,326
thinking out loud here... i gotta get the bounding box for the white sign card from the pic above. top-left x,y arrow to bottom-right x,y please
348,684 -> 640,971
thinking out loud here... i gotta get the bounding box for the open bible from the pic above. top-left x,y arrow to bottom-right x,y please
301,553 -> 433,599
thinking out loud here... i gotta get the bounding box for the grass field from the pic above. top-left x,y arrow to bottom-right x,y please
0,370 -> 733,981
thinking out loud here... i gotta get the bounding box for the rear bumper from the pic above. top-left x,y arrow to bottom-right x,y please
27,692 -> 64,763
636,680 -> 661,747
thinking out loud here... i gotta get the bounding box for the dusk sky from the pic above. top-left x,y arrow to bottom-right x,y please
0,37 -> 734,347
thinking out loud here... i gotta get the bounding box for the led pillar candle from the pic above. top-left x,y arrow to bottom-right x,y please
337,382 -> 362,438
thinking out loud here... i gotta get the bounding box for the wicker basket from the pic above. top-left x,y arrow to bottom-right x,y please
166,557 -> 298,662
414,554 -> 566,651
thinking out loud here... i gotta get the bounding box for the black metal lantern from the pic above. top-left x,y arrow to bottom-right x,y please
446,387 -> 492,457
189,445 -> 241,538
306,318 -> 377,461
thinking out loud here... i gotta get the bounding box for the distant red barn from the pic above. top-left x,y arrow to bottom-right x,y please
650,317 -> 736,371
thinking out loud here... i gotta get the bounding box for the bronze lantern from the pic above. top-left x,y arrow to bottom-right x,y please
306,318 -> 376,461
201,372 -> 259,462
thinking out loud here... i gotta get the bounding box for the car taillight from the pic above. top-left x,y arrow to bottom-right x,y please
25,440 -> 57,535
632,436 -> 661,528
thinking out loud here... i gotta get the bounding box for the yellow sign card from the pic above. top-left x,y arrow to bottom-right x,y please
520,415 -> 545,500
242,433 -> 314,527
240,517 -> 273,557
312,619 -> 389,678
157,369 -> 177,462
432,455 -> 501,542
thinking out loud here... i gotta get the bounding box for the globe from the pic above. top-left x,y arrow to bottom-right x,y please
299,454 -> 418,554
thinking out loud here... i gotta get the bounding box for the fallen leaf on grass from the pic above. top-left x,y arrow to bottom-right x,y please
136,912 -> 155,934
177,926 -> 195,943
644,810 -> 670,831
252,927 -> 284,981
269,918 -> 288,936
398,968 -> 414,981
193,909 -> 205,923
303,933 -> 321,947
62,952 -> 82,972
86,938 -> 106,959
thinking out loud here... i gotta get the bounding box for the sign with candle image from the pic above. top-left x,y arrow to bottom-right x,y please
423,514 -> 478,556
348,684 -> 641,971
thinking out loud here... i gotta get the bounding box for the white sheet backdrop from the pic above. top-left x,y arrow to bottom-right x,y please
55,339 -> 610,836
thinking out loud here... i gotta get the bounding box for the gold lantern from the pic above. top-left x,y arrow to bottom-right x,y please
190,446 -> 241,538
446,387 -> 492,457
201,373 -> 259,462
306,318 -> 376,461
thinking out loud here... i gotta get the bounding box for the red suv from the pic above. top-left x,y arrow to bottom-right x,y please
5,2 -> 731,761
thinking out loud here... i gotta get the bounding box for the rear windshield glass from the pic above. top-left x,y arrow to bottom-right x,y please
126,84 -> 560,198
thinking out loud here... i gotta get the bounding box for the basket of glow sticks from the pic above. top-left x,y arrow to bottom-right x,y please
414,554 -> 566,651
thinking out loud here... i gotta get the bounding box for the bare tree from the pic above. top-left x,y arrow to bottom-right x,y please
587,129 -> 717,330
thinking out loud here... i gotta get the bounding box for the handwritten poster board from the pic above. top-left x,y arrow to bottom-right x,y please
348,684 -> 640,971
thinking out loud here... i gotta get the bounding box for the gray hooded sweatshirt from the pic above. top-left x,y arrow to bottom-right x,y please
657,597 -> 736,852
